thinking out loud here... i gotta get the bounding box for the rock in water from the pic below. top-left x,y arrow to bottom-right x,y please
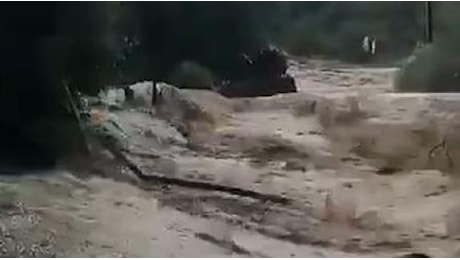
156,83 -> 231,137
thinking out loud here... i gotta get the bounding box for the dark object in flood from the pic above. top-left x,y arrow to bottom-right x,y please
401,252 -> 430,258
376,166 -> 402,175
124,86 -> 134,101
217,46 -> 297,98
218,75 -> 296,98
252,47 -> 289,77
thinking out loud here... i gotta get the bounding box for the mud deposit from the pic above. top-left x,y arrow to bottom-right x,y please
3,60 -> 460,257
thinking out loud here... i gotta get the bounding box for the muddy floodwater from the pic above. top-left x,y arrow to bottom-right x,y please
2,59 -> 460,257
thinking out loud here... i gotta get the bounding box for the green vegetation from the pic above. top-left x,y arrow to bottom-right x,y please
273,2 -> 424,63
53,2 -> 428,93
169,61 -> 214,90
395,2 -> 460,92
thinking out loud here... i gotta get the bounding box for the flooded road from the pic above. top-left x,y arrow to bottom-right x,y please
2,59 -> 460,257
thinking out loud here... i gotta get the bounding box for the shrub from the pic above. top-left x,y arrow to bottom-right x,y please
169,61 -> 214,90
395,2 -> 460,92
396,43 -> 460,92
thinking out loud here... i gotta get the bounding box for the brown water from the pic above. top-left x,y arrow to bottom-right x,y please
2,59 -> 460,257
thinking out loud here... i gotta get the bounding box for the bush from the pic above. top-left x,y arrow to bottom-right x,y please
396,45 -> 460,92
395,2 -> 460,92
169,61 -> 215,90
395,44 -> 435,92
278,2 -> 422,63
